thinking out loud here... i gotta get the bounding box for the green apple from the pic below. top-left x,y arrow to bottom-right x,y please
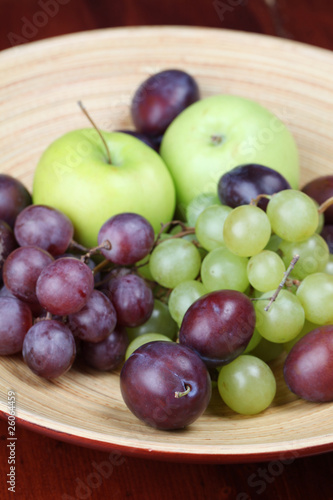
160,95 -> 299,216
33,129 -> 175,247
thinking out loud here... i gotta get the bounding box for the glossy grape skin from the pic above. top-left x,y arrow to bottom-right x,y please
3,246 -> 54,304
266,189 -> 319,242
296,272 -> 333,325
67,289 -> 117,343
120,341 -> 211,430
201,247 -> 249,293
107,271 -> 154,327
320,225 -> 333,253
80,325 -> 129,371
0,221 -> 17,276
186,193 -> 221,227
217,354 -> 276,415
195,204 -> 232,251
149,238 -> 201,289
98,212 -> 155,266
247,250 -> 285,293
179,290 -> 256,368
302,175 -> 333,224
126,299 -> 178,341
284,326 -> 333,402
0,297 -> 33,355
0,174 -> 32,228
168,280 -> 207,327
36,257 -> 94,315
22,319 -> 76,379
131,69 -> 200,137
14,204 -> 74,256
218,164 -> 291,210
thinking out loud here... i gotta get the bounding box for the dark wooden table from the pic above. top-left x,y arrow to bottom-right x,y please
1,1 -> 333,499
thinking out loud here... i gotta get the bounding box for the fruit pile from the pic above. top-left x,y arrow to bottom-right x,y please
1,69 -> 333,431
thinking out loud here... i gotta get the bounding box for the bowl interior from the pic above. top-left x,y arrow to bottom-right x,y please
0,26 -> 333,462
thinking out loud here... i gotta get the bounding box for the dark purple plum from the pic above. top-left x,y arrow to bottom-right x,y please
179,290 -> 256,368
0,221 -> 17,276
217,164 -> 291,210
80,325 -> 129,371
302,175 -> 333,224
320,225 -> 333,253
36,257 -> 94,315
0,296 -> 33,355
3,246 -> 54,304
67,289 -> 117,342
98,212 -> 155,266
131,69 -> 200,137
14,204 -> 74,256
120,341 -> 211,430
107,270 -> 154,327
0,174 -> 32,228
22,319 -> 76,379
116,130 -> 158,151
284,325 -> 333,402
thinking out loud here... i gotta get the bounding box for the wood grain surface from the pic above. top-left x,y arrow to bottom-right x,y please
0,2 -> 333,500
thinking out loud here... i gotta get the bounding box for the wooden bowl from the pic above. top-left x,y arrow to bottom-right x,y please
0,26 -> 333,463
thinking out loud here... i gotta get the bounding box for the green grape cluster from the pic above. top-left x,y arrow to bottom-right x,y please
128,188 -> 332,416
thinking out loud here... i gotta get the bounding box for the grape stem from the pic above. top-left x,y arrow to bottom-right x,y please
264,254 -> 300,311
318,196 -> 333,214
92,258 -> 112,276
174,384 -> 191,398
68,239 -> 90,254
250,194 -> 272,206
80,240 -> 112,263
78,101 -> 112,165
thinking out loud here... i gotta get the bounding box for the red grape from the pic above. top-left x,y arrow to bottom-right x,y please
14,204 -> 74,256
3,246 -> 54,304
67,289 -> 117,342
107,270 -> 154,327
0,297 -> 33,355
80,325 -> 129,371
179,290 -> 256,368
36,257 -> 94,315
22,319 -> 76,379
320,225 -> 333,253
131,69 -> 200,137
98,212 -> 155,266
0,174 -> 31,228
284,326 -> 333,402
120,341 -> 211,430
0,221 -> 17,276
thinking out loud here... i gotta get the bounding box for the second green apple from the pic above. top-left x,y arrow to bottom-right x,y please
160,95 -> 299,216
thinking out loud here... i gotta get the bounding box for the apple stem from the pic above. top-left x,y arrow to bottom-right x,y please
210,134 -> 224,146
80,240 -> 112,263
263,254 -> 300,311
78,101 -> 112,164
318,196 -> 333,214
175,384 -> 191,398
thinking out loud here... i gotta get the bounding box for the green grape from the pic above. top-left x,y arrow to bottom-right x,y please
136,233 -> 169,280
254,289 -> 305,343
244,328 -> 263,354
223,205 -> 271,257
249,336 -> 284,362
126,299 -> 178,342
217,355 -> 276,415
296,272 -> 333,324
195,204 -> 232,251
201,247 -> 249,292
264,234 -> 282,252
324,254 -> 333,276
125,333 -> 173,360
186,192 -> 220,227
149,238 -> 201,289
247,250 -> 285,293
168,280 -> 207,326
279,233 -> 329,280
266,190 -> 319,242
283,319 -> 319,353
